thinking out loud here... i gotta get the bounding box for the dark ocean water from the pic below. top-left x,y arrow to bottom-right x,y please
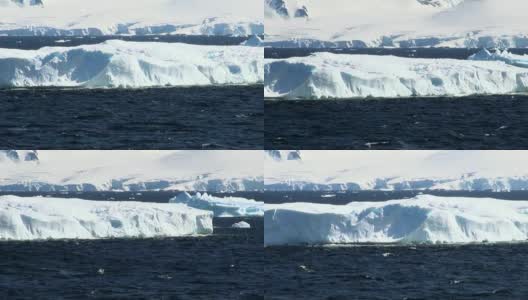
265,48 -> 528,150
0,192 -> 263,299
0,35 -> 250,50
0,85 -> 263,149
265,48 -> 528,59
265,243 -> 528,299
2,192 -> 528,299
265,95 -> 528,149
262,190 -> 528,204
264,191 -> 528,299
0,217 -> 263,300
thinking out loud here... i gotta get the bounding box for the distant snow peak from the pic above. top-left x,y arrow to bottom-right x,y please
266,0 -> 289,18
11,0 -> 42,6
0,150 -> 39,163
294,5 -> 309,18
417,0 -> 463,8
266,150 -> 302,161
265,0 -> 309,19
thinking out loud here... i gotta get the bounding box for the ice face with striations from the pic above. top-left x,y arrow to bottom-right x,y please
265,52 -> 528,99
265,195 -> 528,246
0,195 -> 213,241
169,192 -> 264,217
0,40 -> 263,88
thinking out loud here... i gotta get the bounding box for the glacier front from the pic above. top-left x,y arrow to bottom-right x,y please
265,52 -> 528,99
0,40 -> 263,88
0,195 -> 213,241
265,195 -> 528,246
169,192 -> 264,217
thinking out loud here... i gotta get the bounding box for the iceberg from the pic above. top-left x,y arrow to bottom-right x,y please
469,48 -> 528,69
0,195 -> 213,241
169,192 -> 264,217
265,52 -> 528,99
0,40 -> 263,88
264,195 -> 528,246
231,221 -> 251,228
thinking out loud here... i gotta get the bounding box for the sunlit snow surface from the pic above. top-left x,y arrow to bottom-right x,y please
0,40 -> 263,88
264,195 -> 528,245
170,192 -> 264,217
0,0 -> 263,36
0,195 -> 213,241
265,51 -> 528,99
264,0 -> 528,48
264,151 -> 528,192
0,151 -> 264,192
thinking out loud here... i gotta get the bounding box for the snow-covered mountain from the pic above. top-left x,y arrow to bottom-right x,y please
265,150 -> 302,161
0,151 -> 264,192
10,0 -> 43,6
265,0 -> 309,19
417,0 -> 463,8
265,151 -> 528,192
0,150 -> 39,163
264,0 -> 528,48
0,0 -> 263,36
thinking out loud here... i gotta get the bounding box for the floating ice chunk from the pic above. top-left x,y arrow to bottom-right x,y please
265,52 -> 528,99
264,195 -> 528,246
169,192 -> 264,217
231,221 -> 251,228
0,195 -> 213,241
0,40 -> 263,88
469,48 -> 528,69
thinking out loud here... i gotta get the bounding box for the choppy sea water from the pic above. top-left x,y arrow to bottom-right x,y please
3,192 -> 528,299
265,243 -> 528,299
262,190 -> 528,204
0,86 -> 263,149
265,47 -> 528,59
0,35 -> 251,50
0,192 -> 263,299
265,48 -> 528,150
265,95 -> 528,149
264,191 -> 528,299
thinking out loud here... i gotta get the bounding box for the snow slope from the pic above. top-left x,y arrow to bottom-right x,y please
264,195 -> 528,245
264,52 -> 528,99
169,192 -> 264,217
0,151 -> 264,192
265,0 -> 528,48
0,195 -> 213,241
265,151 -> 528,192
0,0 -> 263,36
0,40 -> 263,88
